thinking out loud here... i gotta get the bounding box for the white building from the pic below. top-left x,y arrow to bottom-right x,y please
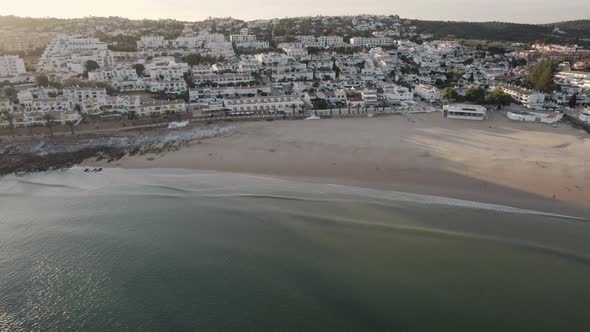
223,95 -> 304,114
0,98 -> 13,114
507,110 -> 563,124
63,87 -> 108,106
146,60 -> 190,81
384,85 -> 413,102
578,110 -> 590,124
296,35 -> 347,48
189,86 -> 270,102
40,34 -> 112,73
443,104 -> 487,120
500,86 -> 546,109
145,80 -> 188,94
235,40 -> 270,49
88,68 -> 138,82
137,36 -> 169,50
0,55 -> 26,77
414,84 -> 441,102
192,73 -> 255,86
230,28 -> 257,43
350,37 -> 395,48
20,97 -> 72,113
137,99 -> 187,118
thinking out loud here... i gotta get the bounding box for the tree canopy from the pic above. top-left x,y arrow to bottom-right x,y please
524,60 -> 557,93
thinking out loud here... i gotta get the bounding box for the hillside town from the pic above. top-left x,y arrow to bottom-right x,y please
1,15 -> 590,133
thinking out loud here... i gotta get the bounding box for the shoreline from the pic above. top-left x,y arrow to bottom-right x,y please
3,112 -> 589,218
84,112 -> 589,218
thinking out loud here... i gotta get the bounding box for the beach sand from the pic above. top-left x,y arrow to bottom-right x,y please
87,112 -> 590,216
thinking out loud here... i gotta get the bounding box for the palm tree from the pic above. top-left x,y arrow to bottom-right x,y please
347,103 -> 351,115
66,120 -> 76,136
43,113 -> 54,138
291,104 -> 297,118
356,104 -> 361,114
1,111 -> 15,137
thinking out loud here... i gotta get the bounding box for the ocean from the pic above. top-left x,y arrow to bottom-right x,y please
1,168 -> 589,331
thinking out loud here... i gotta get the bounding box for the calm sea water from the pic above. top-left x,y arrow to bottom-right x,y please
1,169 -> 589,331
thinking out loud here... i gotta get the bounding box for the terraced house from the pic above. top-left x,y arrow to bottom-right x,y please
222,96 -> 304,114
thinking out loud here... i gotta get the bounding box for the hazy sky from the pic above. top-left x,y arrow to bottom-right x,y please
3,0 -> 590,24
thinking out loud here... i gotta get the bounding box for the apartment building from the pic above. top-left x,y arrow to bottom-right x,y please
137,100 -> 187,118
147,60 -> 190,81
349,37 -> 395,48
88,68 -> 138,82
296,35 -> 347,48
63,87 -> 108,106
145,80 -> 188,94
40,34 -> 112,72
223,95 -> 304,114
235,40 -> 270,49
189,86 -> 271,102
0,55 -> 27,77
102,96 -> 142,113
500,86 -> 546,108
192,73 -> 256,86
21,97 -> 72,113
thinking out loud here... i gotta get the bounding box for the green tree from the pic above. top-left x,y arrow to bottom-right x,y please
464,87 -> 486,104
36,74 -> 49,87
524,60 -> 557,93
3,86 -> 17,102
1,110 -> 15,136
489,88 -> 513,106
85,60 -> 100,72
442,87 -> 459,101
66,120 -> 76,136
43,113 -> 54,137
568,94 -> 578,108
133,63 -> 146,77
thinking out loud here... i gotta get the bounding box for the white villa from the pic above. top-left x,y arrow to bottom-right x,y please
415,84 -> 442,102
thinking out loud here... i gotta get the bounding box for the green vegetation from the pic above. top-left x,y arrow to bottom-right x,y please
36,74 -> 49,87
2,86 -> 17,102
133,64 -> 146,77
523,60 -> 557,93
182,53 -> 224,66
85,60 -> 100,72
443,87 -> 512,106
569,94 -> 578,108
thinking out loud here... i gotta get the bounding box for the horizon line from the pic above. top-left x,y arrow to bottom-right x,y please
1,13 -> 587,26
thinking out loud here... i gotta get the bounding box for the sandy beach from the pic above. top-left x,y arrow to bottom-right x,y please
87,111 -> 590,216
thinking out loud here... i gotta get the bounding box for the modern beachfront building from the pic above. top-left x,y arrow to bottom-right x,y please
507,110 -> 563,124
443,104 -> 487,120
